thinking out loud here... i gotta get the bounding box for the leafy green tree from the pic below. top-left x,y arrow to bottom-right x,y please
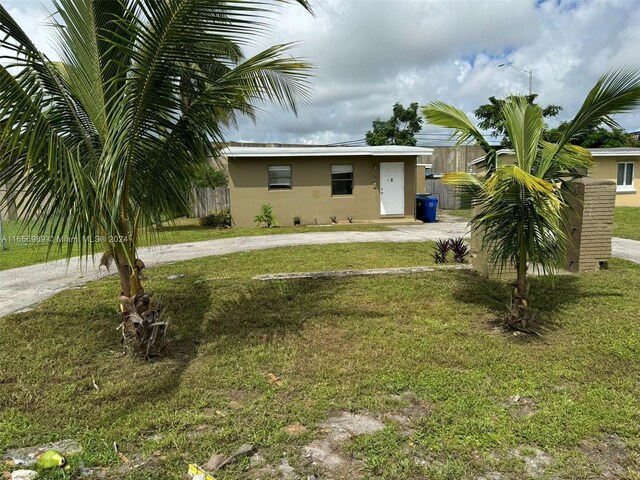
474,94 -> 562,147
545,122 -> 639,147
0,0 -> 312,355
423,68 -> 640,329
365,102 -> 423,146
192,165 -> 228,189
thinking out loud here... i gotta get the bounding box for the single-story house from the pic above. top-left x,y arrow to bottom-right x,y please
468,147 -> 640,208
587,148 -> 639,207
224,145 -> 433,227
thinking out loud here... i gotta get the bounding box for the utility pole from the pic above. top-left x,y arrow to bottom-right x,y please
499,63 -> 533,95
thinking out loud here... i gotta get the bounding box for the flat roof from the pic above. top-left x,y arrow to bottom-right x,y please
223,145 -> 433,158
468,147 -> 640,166
588,147 -> 640,157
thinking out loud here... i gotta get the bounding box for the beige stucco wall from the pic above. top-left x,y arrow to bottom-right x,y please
415,165 -> 426,194
0,182 -> 25,220
589,156 -> 640,207
0,184 -> 8,219
228,155 -> 418,227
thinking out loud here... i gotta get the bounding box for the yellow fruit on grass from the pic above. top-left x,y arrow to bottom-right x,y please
36,450 -> 65,469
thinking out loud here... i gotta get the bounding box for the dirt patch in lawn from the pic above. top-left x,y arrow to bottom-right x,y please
509,447 -> 554,478
503,395 -> 538,419
574,434 -> 638,478
383,392 -> 432,434
302,412 -> 386,478
247,398 -> 434,479
3,439 -> 82,467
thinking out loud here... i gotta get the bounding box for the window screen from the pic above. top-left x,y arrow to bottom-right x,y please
331,164 -> 353,195
268,165 -> 291,190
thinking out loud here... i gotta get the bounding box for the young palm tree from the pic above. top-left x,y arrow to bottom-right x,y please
0,0 -> 313,355
422,69 -> 640,329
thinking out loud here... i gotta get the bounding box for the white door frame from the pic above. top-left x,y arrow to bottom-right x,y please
380,162 -> 404,215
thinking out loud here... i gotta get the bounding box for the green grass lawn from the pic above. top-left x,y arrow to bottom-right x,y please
445,207 -> 640,241
0,218 -> 390,271
614,207 -> 640,241
445,209 -> 472,219
1,243 -> 640,479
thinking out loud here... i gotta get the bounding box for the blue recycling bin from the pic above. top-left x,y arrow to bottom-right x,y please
415,194 -> 438,222
424,196 -> 438,222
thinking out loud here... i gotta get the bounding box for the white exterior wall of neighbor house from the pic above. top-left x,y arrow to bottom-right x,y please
225,146 -> 433,227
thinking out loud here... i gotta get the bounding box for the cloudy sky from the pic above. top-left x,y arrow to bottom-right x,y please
4,0 -> 640,145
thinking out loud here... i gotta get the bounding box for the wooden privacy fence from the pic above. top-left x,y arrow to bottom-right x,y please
425,178 -> 471,210
190,187 -> 230,217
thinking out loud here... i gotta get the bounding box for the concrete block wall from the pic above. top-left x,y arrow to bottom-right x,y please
470,177 -> 616,277
470,207 -> 517,280
562,177 -> 616,272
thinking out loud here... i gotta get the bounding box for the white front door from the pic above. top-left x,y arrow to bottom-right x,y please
380,162 -> 404,215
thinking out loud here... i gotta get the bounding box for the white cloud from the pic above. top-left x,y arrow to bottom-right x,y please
238,0 -> 640,142
5,0 -> 640,143
2,1 -> 57,60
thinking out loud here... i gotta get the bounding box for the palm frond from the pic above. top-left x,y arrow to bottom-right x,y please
472,166 -> 566,275
441,171 -> 485,202
0,62 -> 101,260
213,43 -> 313,115
1,0 -> 313,267
538,141 -> 593,179
554,67 -> 640,153
500,97 -> 544,173
421,101 -> 494,153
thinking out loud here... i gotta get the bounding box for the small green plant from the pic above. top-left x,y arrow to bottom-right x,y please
432,239 -> 451,263
329,215 -> 337,224
293,215 -> 301,226
199,208 -> 233,228
450,237 -> 470,263
254,204 -> 278,228
346,216 -> 353,223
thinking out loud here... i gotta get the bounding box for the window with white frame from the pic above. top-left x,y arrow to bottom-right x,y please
268,165 -> 292,190
617,162 -> 635,191
331,164 -> 354,195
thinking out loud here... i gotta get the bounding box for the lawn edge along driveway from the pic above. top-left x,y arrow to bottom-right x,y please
0,224 -> 467,318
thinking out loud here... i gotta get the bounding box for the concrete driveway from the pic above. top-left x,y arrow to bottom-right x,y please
612,237 -> 640,264
1,220 -> 638,318
0,222 -> 469,318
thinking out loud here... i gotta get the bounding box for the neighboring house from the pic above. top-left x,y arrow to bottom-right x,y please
588,148 -> 640,206
224,145 -> 433,227
469,147 -> 640,207
630,131 -> 640,142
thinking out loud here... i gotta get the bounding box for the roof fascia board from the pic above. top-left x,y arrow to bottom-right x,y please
223,147 -> 433,158
589,151 -> 640,157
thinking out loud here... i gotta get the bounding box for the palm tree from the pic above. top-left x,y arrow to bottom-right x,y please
422,69 -> 640,329
0,0 -> 313,356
